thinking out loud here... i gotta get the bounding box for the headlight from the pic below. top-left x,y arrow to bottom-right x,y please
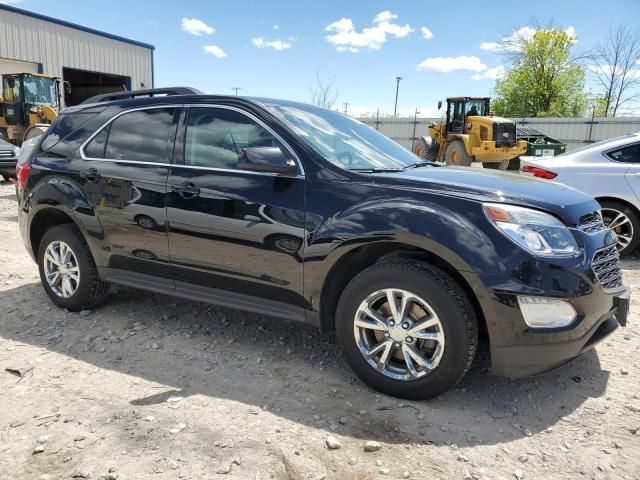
484,203 -> 579,256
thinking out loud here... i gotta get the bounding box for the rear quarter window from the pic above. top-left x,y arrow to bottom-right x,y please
40,109 -> 105,152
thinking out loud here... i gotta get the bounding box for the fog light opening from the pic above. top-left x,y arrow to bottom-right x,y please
518,296 -> 577,329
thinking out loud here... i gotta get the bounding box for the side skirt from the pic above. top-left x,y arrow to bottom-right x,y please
98,267 -> 316,326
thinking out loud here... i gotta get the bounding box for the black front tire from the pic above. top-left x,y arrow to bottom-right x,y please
335,260 -> 478,400
37,224 -> 109,311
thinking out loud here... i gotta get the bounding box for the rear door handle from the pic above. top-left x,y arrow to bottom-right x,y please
171,181 -> 200,198
80,167 -> 100,182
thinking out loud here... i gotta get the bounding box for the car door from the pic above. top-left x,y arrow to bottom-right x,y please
166,105 -> 306,307
78,106 -> 179,281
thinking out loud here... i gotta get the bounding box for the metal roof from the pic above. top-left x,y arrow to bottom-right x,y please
0,4 -> 155,50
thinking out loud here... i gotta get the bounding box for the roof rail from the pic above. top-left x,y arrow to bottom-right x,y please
80,87 -> 204,105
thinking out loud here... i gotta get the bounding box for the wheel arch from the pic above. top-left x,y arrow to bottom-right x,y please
318,241 -> 488,341
595,196 -> 640,216
29,207 -> 78,260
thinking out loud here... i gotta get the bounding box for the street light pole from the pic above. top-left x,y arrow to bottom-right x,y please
232,87 -> 241,96
393,76 -> 402,117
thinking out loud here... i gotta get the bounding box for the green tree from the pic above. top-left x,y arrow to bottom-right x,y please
492,27 -> 587,117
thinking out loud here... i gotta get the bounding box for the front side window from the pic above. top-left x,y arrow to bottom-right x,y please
607,143 -> 640,163
184,107 -> 283,170
84,108 -> 175,163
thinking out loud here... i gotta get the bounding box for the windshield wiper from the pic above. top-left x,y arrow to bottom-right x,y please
350,167 -> 405,173
404,160 -> 441,170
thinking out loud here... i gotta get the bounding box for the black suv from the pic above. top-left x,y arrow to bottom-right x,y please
17,88 -> 629,399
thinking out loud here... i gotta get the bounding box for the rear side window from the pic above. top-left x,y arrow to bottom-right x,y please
40,111 -> 103,151
607,143 -> 640,163
84,108 -> 175,163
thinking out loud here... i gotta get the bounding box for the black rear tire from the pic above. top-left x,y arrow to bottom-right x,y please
483,160 -> 510,170
335,260 -> 478,400
37,224 -> 109,311
413,137 -> 438,161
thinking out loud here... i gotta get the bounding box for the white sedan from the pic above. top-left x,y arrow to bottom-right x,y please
520,132 -> 640,253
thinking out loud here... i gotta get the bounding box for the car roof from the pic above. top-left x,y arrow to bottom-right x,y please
61,94 -> 323,115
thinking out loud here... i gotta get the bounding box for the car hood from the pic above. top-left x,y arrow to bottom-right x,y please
377,166 -> 599,224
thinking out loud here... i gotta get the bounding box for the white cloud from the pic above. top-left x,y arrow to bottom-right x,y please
480,25 -> 576,52
0,0 -> 23,3
471,65 -> 506,81
589,64 -> 640,80
325,10 -> 413,52
420,27 -> 433,40
252,37 -> 292,50
273,25 -> 280,30
203,44 -> 227,58
181,17 -> 215,36
417,55 -> 487,73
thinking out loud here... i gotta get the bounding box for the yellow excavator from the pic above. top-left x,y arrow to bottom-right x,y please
0,73 -> 61,146
413,96 -> 527,170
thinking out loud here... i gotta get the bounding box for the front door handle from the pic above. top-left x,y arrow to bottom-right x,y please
80,167 -> 100,182
171,181 -> 200,198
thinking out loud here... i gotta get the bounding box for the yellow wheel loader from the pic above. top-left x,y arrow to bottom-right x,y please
0,73 -> 61,146
413,97 -> 527,170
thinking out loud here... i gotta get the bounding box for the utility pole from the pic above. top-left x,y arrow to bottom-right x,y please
411,108 -> 420,150
232,87 -> 241,96
343,102 -> 349,115
393,76 -> 402,117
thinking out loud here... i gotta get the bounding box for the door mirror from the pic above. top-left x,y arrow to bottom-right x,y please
238,147 -> 297,175
437,100 -> 442,110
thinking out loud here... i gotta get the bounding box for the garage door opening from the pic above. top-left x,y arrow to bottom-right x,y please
63,67 -> 131,106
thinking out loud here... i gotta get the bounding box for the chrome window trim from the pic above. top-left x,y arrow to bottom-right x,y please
79,103 -> 305,178
79,104 -> 181,164
181,103 -> 305,177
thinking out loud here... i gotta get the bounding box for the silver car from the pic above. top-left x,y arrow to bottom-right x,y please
520,133 -> 640,253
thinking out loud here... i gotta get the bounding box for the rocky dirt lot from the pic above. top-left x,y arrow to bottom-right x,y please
0,181 -> 639,480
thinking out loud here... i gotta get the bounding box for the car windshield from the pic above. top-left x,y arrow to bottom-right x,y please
263,103 -> 421,171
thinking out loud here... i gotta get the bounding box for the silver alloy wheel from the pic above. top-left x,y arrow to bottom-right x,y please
44,240 -> 80,298
353,288 -> 445,381
601,208 -> 634,251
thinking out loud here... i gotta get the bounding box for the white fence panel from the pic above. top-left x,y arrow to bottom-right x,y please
359,116 -> 640,152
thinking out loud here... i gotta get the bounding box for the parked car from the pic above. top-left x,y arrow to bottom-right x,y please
16,89 -> 629,399
520,133 -> 640,254
0,137 -> 19,181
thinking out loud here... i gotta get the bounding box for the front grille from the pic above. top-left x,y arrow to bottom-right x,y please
493,122 -> 516,147
592,245 -> 623,290
578,211 -> 606,233
0,149 -> 15,159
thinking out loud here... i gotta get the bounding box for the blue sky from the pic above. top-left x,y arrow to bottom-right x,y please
5,0 -> 640,116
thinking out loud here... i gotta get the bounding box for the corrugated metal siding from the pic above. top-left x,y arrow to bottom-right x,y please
360,117 -> 640,151
0,8 -> 152,104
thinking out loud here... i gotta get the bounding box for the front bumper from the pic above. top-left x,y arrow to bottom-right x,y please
491,286 -> 628,377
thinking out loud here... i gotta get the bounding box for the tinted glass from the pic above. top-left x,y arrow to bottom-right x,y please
185,107 -> 282,169
84,126 -> 109,158
607,143 -> 640,163
100,108 -> 175,163
41,111 -> 102,152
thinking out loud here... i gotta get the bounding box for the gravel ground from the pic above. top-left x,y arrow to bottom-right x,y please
0,180 -> 639,480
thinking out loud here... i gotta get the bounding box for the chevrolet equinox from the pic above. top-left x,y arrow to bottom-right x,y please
16,88 -> 629,399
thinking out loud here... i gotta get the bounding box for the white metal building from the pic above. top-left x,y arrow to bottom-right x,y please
0,4 -> 154,106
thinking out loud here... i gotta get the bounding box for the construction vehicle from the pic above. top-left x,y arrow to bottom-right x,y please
0,73 -> 61,146
413,97 -> 527,170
